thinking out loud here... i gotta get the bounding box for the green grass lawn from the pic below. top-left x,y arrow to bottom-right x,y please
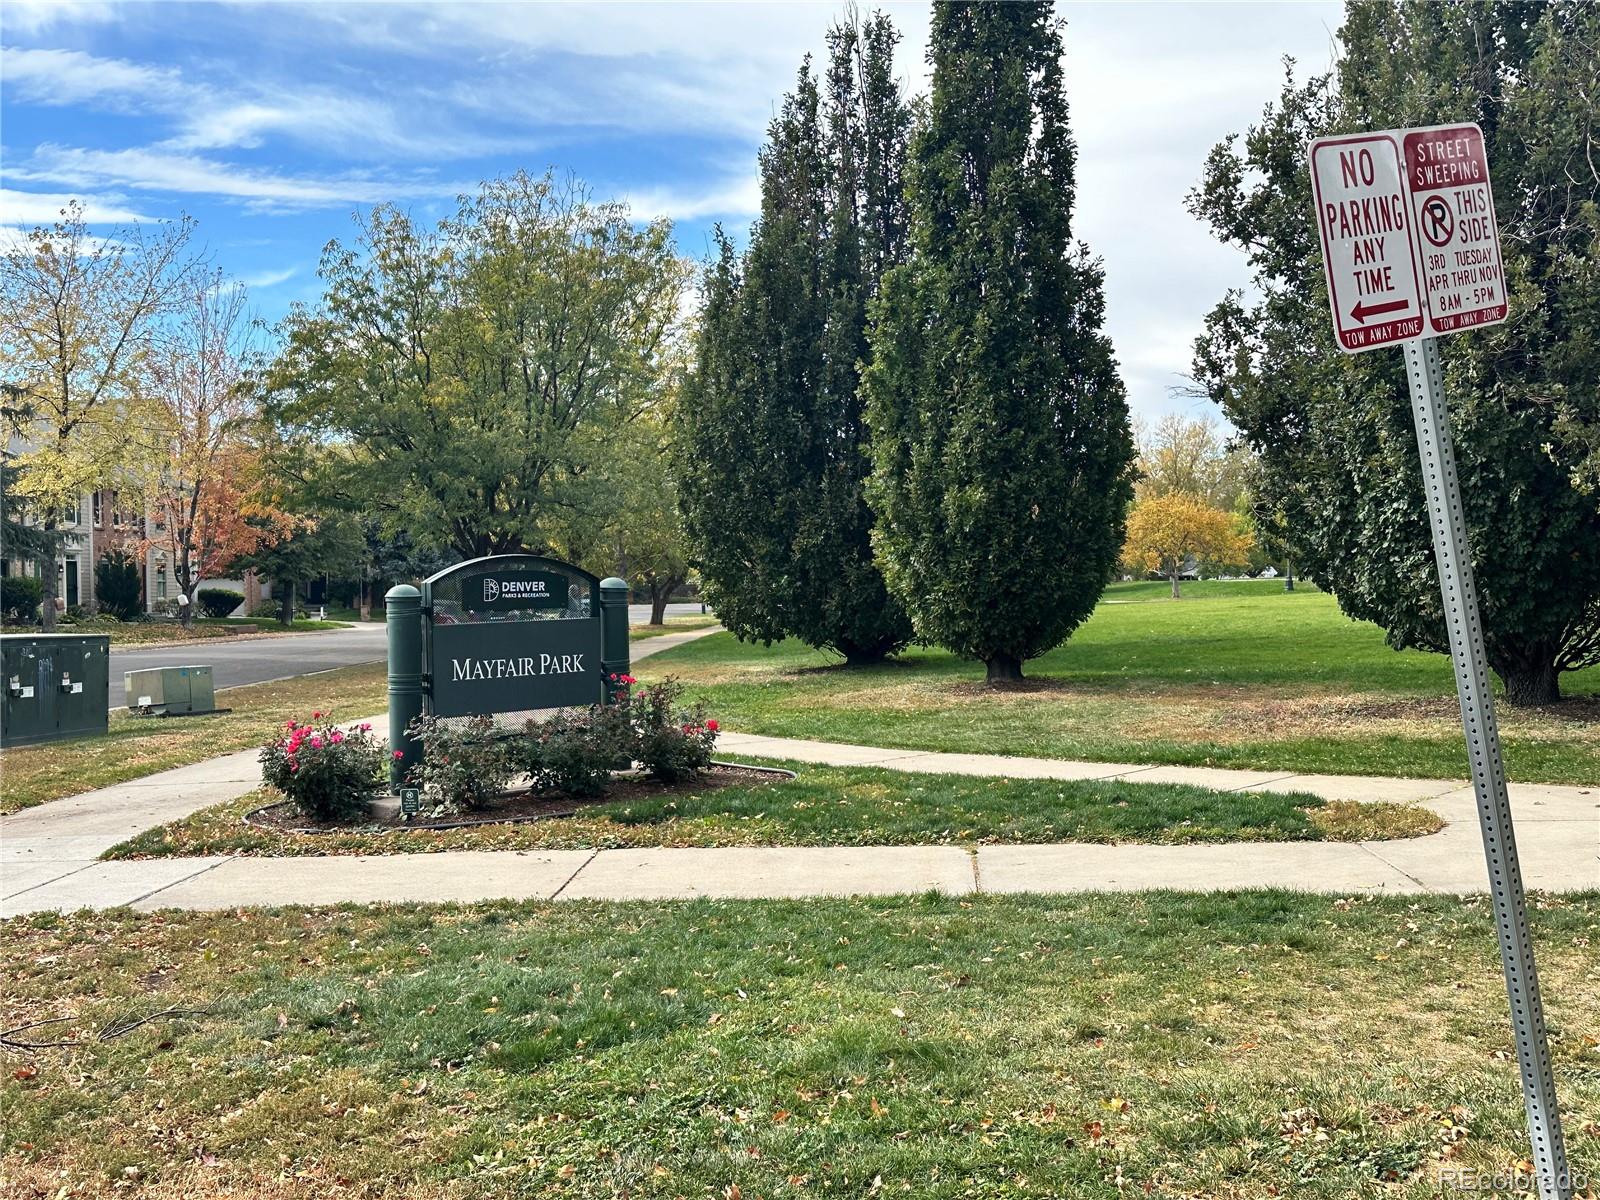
5,616 -> 351,646
198,616 -> 353,633
630,614 -> 721,641
3,892 -> 1595,1198
102,763 -> 1440,859
1106,578 -> 1320,602
0,663 -> 388,815
644,585 -> 1599,784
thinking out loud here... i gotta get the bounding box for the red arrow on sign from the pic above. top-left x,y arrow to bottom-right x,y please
1350,297 -> 1411,324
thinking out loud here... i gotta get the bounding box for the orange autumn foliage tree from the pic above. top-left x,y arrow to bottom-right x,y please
1123,491 -> 1254,599
149,446 -> 295,616
144,277 -> 292,623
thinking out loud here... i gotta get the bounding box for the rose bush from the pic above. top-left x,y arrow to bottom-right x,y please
610,674 -> 717,783
260,713 -> 385,822
407,714 -> 519,811
521,709 -> 626,798
400,674 -> 721,815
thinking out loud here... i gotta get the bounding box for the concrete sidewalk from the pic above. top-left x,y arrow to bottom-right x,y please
4,622 -> 1594,914
2,623 -> 730,914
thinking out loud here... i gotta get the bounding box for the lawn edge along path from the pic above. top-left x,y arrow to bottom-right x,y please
4,727 -> 1593,914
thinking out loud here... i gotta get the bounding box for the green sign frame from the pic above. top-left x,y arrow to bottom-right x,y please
386,555 -> 631,789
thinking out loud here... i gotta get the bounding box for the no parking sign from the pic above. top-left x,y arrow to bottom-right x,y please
1311,122 -> 1507,352
1310,124 -> 1572,1200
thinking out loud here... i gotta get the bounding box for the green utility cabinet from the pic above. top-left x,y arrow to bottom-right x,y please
1,634 -> 110,747
124,665 -> 216,715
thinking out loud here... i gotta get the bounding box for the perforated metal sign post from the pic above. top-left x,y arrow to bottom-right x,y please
1311,126 -> 1570,1200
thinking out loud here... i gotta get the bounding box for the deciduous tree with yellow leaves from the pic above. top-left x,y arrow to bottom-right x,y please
0,203 -> 199,628
1123,491 -> 1253,599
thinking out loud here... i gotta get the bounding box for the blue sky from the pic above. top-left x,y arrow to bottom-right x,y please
1,0 -> 1341,422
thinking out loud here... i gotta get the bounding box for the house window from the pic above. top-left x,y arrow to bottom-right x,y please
156,566 -> 168,600
92,492 -> 103,527
63,497 -> 80,526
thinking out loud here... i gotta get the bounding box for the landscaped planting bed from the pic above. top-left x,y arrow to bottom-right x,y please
103,764 -> 1441,859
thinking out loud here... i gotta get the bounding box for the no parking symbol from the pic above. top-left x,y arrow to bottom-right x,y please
1419,195 -> 1453,247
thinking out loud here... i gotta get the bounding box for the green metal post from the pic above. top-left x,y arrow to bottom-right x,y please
386,584 -> 424,791
599,577 -> 630,703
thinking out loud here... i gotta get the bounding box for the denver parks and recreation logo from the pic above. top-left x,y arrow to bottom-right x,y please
485,576 -> 553,604
468,572 -> 566,612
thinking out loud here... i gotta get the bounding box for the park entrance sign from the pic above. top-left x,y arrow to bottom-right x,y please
1310,125 -> 1570,1199
385,555 -> 630,786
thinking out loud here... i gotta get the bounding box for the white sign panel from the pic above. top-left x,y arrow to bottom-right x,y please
1310,121 -> 1507,353
1310,132 -> 1426,352
1401,123 -> 1508,334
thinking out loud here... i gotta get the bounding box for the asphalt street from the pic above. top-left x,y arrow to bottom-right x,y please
106,602 -> 711,708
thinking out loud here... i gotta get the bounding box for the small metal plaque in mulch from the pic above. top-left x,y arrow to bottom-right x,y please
245,763 -> 792,836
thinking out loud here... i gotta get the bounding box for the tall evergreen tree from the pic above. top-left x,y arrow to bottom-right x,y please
1189,1 -> 1600,704
678,14 -> 914,664
863,1 -> 1135,683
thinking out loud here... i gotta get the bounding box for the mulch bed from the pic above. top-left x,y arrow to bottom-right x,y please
244,763 -> 790,836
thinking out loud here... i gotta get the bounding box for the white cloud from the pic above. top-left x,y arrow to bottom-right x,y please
0,45 -> 187,109
305,1 -> 934,139
0,187 -> 160,225
10,144 -> 467,211
1,43 -> 529,161
0,1 -> 117,36
240,266 -> 295,288
625,173 -> 761,223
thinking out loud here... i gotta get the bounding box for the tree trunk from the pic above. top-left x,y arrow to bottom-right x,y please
1499,660 -> 1561,707
177,569 -> 195,628
279,582 -> 295,627
984,653 -> 1024,685
649,585 -> 668,626
1169,570 -> 1182,600
39,518 -> 59,631
1283,561 -> 1295,592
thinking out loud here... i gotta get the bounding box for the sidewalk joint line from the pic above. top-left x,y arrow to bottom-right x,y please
126,859 -> 229,909
1355,842 -> 1427,890
1091,765 -> 1162,781
549,850 -> 600,900
2,859 -> 100,901
1225,773 -> 1301,793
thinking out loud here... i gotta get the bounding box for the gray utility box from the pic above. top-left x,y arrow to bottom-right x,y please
1,633 -> 110,747
125,665 -> 216,715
